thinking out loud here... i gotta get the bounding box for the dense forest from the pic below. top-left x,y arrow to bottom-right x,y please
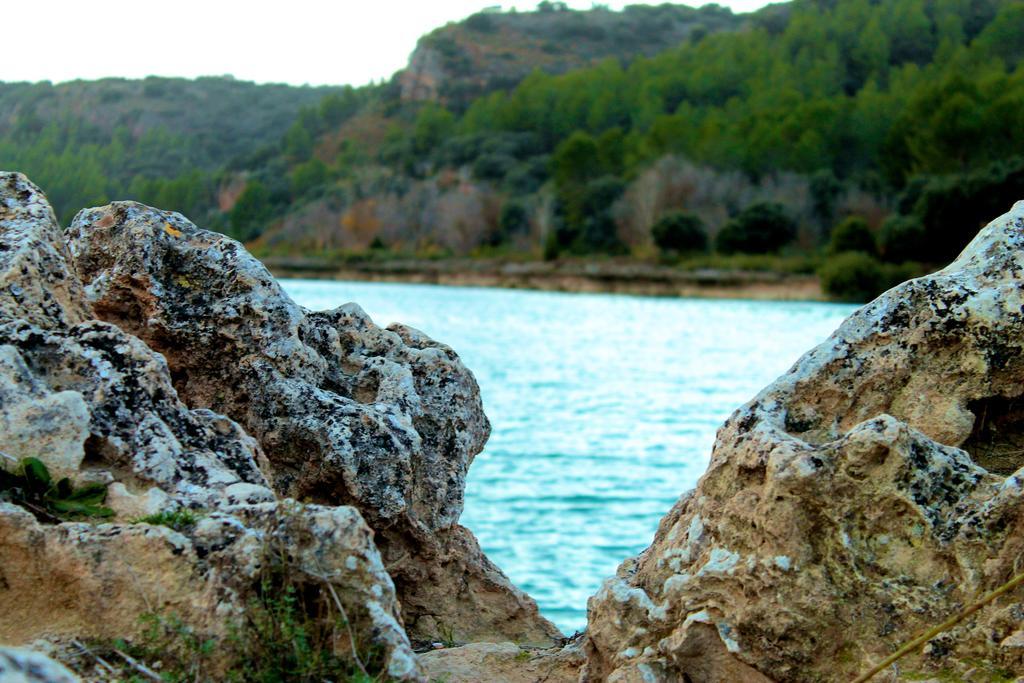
0,77 -> 347,224
3,0 -> 1024,300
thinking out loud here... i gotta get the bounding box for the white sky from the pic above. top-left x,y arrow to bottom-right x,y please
3,1 -> 772,88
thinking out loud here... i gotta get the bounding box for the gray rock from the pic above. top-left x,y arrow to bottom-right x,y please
0,174 -> 90,329
66,200 -> 559,644
0,318 -> 269,507
0,647 -> 80,683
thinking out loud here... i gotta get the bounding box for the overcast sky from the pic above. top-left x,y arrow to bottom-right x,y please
4,1 -> 772,88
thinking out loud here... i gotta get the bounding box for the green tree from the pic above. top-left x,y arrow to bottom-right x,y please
229,180 -> 273,241
715,203 -> 797,254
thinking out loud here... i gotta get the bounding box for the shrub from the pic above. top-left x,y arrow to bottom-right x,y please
819,253 -> 925,303
579,176 -> 626,253
878,215 -> 926,263
651,211 -> 707,253
828,216 -> 876,256
716,202 -> 796,254
465,12 -> 497,33
136,509 -> 201,532
819,252 -> 886,302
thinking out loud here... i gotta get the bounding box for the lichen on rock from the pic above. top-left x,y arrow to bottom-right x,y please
0,170 -> 556,681
65,198 -> 560,646
583,201 -> 1024,681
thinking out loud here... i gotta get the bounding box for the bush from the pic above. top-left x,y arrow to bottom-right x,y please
819,252 -> 886,302
715,202 -> 797,254
651,211 -> 707,253
465,12 -> 497,33
579,176 -> 625,253
828,216 -> 876,256
818,252 -> 924,302
878,214 -> 926,263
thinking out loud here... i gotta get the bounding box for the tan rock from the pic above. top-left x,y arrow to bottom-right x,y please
420,640 -> 584,683
584,202 -> 1024,681
0,500 -> 424,681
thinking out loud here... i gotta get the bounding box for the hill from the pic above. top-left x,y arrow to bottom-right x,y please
3,0 -> 1024,302
0,76 -> 346,222
245,0 -> 1024,303
397,3 -> 747,110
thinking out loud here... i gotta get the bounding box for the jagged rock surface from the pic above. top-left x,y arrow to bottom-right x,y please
65,200 -> 560,645
584,202 -> 1024,681
0,174 -> 424,680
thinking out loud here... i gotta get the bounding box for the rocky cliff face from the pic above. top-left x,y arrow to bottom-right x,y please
0,172 -> 557,680
584,201 -> 1024,681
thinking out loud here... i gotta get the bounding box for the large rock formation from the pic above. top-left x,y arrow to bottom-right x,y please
584,202 -> 1024,681
64,199 -> 559,646
0,171 -> 555,681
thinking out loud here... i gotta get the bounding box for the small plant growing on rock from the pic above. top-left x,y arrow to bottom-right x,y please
135,509 -> 201,532
80,505 -> 387,682
0,455 -> 113,522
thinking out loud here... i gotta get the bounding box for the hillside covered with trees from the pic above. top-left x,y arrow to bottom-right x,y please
3,0 -> 1024,301
0,76 -> 348,223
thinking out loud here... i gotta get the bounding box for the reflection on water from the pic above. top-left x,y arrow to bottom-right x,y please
281,279 -> 855,633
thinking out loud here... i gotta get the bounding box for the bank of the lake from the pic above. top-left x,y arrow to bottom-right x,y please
264,256 -> 824,301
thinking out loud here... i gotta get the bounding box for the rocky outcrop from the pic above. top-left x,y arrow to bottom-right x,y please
584,202 -> 1024,681
0,171 -> 555,680
65,199 -> 559,646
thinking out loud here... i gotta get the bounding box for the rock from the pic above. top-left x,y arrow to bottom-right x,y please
0,319 -> 270,508
0,174 -> 90,330
419,640 -> 584,683
0,173 -> 435,679
0,500 -> 423,681
584,201 -> 1024,681
0,647 -> 80,683
0,344 -> 90,480
65,200 -> 560,645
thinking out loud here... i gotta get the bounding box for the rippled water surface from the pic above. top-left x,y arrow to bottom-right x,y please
281,279 -> 856,633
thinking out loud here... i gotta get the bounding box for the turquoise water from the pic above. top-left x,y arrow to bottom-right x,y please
281,279 -> 856,634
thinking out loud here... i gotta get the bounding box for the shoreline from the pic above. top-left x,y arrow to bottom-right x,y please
262,257 -> 825,301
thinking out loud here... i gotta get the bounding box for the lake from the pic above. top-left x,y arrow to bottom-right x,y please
281,279 -> 857,634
